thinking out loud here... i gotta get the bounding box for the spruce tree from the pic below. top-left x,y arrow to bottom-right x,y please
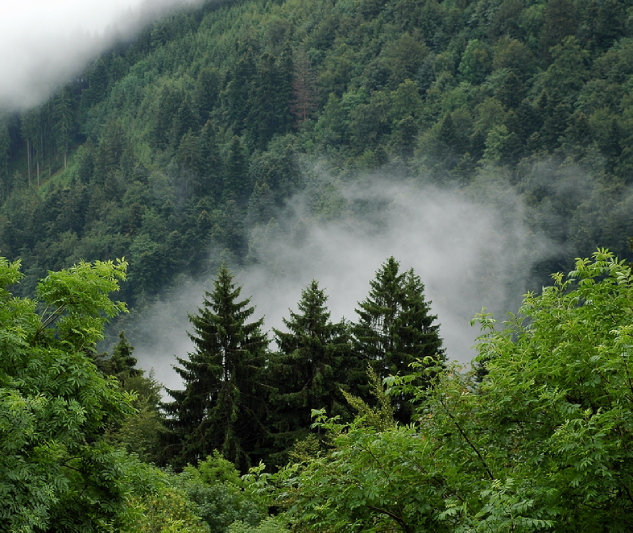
353,257 -> 445,422
268,280 -> 354,463
162,264 -> 269,471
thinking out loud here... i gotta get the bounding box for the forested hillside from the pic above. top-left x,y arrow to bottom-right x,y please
3,0 -> 633,530
1,0 -> 633,305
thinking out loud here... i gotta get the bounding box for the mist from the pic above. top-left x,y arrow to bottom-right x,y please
0,0 -> 202,110
128,173 -> 554,392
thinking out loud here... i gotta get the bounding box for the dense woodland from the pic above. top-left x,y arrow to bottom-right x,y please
2,0 -> 633,303
3,0 -> 633,530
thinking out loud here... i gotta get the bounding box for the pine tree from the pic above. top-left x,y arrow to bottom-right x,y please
194,67 -> 221,124
162,264 -> 269,471
268,280 -> 354,463
353,257 -> 445,422
197,120 -> 223,199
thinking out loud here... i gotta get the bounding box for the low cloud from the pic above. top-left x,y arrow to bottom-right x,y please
128,173 -> 554,392
0,0 -> 201,110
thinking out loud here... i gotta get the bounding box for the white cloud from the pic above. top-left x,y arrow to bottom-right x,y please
0,0 -> 199,110
128,174 -> 553,393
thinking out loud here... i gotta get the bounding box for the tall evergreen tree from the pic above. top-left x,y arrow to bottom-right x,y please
268,280 -> 354,463
198,120 -> 223,199
353,257 -> 445,422
162,264 -> 269,471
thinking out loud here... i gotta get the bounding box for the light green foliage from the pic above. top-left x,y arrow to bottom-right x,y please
340,366 -> 395,432
118,458 -> 210,533
459,40 -> 493,85
276,250 -> 633,531
228,516 -> 290,533
35,258 -> 127,350
0,256 -> 134,532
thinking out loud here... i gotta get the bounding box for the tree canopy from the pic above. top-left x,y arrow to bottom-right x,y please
276,249 -> 633,531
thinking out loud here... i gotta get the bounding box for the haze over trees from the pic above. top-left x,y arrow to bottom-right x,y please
0,0 -> 632,310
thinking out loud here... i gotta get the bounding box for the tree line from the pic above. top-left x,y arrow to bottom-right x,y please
117,256 -> 445,472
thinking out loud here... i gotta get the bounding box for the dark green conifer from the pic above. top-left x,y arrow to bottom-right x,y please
268,280 -> 354,463
194,67 -> 221,124
353,257 -> 445,423
93,331 -> 142,383
162,264 -> 269,471
223,53 -> 255,134
197,121 -> 223,199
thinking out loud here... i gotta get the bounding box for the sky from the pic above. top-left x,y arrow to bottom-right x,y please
0,0 -> 198,109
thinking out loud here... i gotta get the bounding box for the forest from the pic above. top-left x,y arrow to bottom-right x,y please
2,0 -> 633,530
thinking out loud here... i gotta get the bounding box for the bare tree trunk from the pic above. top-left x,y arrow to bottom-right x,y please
37,161 -> 40,186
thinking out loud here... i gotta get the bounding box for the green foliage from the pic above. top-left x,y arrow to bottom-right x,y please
276,250 -> 633,531
163,264 -> 269,471
118,458 -> 210,533
178,453 -> 269,533
228,516 -> 289,533
0,255 -> 134,532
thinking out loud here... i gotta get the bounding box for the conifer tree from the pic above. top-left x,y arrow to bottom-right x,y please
353,257 -> 444,422
94,330 -> 142,383
162,264 -> 269,471
198,120 -> 223,199
268,280 -> 354,463
53,86 -> 73,169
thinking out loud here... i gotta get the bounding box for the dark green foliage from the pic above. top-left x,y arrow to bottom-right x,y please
223,136 -> 249,204
95,330 -> 142,382
268,281 -> 354,464
354,257 -> 445,422
197,121 -> 223,199
195,68 -> 222,124
245,51 -> 293,149
163,264 -> 269,472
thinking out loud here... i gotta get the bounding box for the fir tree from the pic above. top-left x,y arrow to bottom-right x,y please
268,280 -> 354,463
353,257 -> 445,422
94,330 -> 142,383
162,264 -> 269,471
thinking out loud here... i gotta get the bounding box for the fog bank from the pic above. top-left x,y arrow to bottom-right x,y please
129,175 -> 553,392
0,0 -> 202,110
